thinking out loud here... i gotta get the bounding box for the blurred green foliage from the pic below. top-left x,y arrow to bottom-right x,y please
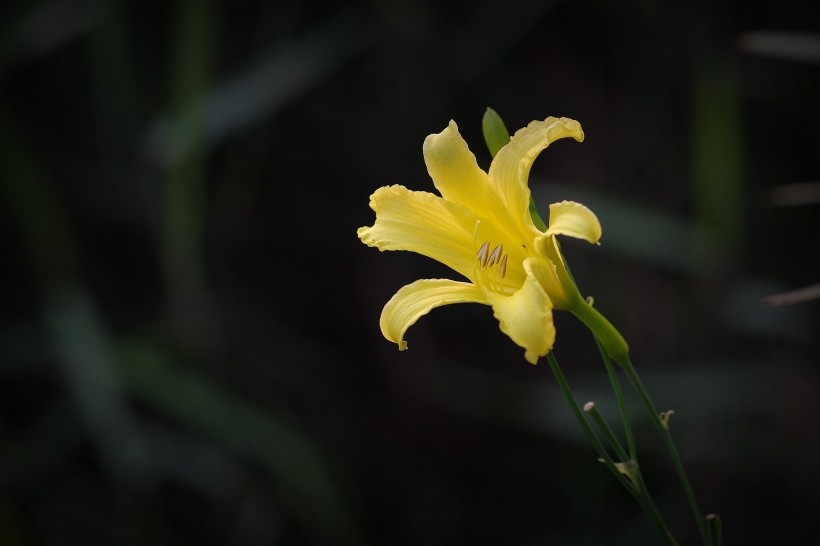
1,1 -> 818,545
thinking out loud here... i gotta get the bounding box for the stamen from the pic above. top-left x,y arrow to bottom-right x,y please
499,254 -> 508,278
487,244 -> 503,267
477,241 -> 490,267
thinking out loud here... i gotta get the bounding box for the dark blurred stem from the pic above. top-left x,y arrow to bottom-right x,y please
163,0 -> 217,347
707,514 -> 723,546
621,357 -> 712,546
0,100 -> 79,285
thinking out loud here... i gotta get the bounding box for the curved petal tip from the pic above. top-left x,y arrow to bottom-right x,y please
545,201 -> 602,244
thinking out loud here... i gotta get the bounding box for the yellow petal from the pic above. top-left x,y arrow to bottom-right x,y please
423,121 -> 490,210
357,185 -> 479,280
488,117 -> 584,229
484,258 -> 556,364
423,121 -> 512,234
545,201 -> 602,244
380,279 -> 487,350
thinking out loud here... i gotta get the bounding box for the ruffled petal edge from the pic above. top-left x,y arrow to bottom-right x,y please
357,185 -> 479,281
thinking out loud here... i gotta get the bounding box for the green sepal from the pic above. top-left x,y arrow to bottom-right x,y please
482,107 -> 510,159
529,199 -> 548,231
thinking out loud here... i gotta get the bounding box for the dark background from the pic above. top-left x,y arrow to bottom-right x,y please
2,0 -> 819,545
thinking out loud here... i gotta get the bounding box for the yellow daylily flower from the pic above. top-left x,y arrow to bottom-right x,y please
358,117 -> 628,364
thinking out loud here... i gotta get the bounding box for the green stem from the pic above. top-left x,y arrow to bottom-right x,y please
621,357 -> 712,546
547,354 -> 678,545
633,472 -> 678,546
706,514 -> 722,546
583,377 -> 678,546
595,336 -> 636,459
583,403 -> 630,464
546,354 -> 635,495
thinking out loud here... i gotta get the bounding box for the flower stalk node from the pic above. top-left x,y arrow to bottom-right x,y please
614,460 -> 640,485
660,410 -> 675,430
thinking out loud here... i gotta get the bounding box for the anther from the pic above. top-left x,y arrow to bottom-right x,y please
499,254 -> 508,278
487,244 -> 503,266
476,241 -> 490,267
